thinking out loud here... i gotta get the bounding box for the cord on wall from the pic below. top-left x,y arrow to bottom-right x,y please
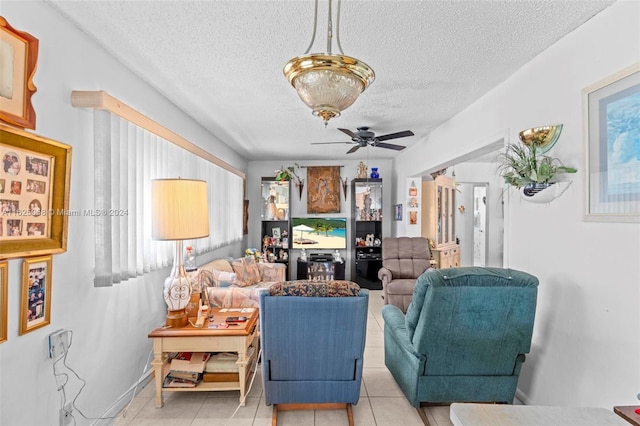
50,330 -> 118,425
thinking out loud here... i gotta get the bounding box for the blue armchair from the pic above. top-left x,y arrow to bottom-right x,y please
259,281 -> 369,425
383,267 -> 538,411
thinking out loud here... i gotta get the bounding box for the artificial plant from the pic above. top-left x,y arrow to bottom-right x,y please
498,142 -> 577,188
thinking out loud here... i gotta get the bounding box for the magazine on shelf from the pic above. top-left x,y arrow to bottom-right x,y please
163,374 -> 200,388
170,352 -> 211,373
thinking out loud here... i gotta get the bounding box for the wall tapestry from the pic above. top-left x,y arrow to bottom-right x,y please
307,166 -> 341,213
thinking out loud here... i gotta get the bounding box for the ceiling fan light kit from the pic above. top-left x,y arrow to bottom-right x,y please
284,0 -> 375,126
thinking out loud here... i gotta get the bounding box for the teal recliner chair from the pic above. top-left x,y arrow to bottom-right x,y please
383,267 -> 538,413
259,281 -> 369,426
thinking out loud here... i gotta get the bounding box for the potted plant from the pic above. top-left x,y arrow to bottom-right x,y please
275,163 -> 304,199
498,142 -> 577,197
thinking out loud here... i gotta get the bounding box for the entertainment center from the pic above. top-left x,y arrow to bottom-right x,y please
260,175 -> 384,289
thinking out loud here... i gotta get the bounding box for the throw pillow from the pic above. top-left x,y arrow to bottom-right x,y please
195,269 -> 214,289
231,257 -> 261,286
244,257 -> 261,284
269,280 -> 360,297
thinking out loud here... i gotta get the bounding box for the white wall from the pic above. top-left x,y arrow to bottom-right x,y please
392,1 -> 639,408
247,159 -> 392,280
0,2 -> 248,425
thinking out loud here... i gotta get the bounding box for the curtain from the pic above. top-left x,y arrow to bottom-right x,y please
93,110 -> 242,287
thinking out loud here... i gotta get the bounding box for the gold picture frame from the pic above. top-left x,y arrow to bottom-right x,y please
0,260 -> 7,343
0,17 -> 39,130
19,255 -> 51,335
1,124 -> 72,259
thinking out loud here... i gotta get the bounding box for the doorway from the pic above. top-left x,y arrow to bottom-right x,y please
472,184 -> 488,266
416,132 -> 507,268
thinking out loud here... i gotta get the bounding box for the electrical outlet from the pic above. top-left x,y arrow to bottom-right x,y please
48,329 -> 70,359
59,402 -> 73,426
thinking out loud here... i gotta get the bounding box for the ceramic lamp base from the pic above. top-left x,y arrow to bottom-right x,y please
166,309 -> 188,328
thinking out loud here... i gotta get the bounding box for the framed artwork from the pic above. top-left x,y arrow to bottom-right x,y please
409,210 -> 418,225
272,227 -> 281,239
307,166 -> 340,213
243,199 -> 249,235
583,63 -> 640,222
393,204 -> 402,221
0,260 -> 7,343
19,255 -> 52,335
0,17 -> 39,130
0,125 -> 72,259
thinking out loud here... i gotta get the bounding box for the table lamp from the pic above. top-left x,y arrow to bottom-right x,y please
152,178 -> 209,327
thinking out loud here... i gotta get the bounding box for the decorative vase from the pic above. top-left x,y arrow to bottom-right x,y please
370,168 -> 379,179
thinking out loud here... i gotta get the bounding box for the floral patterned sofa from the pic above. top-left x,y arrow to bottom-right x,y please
192,257 -> 286,308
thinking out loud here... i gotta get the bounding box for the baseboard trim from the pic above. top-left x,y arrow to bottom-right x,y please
515,387 -> 529,405
91,369 -> 153,425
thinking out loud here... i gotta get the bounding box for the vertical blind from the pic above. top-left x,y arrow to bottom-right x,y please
93,110 -> 243,287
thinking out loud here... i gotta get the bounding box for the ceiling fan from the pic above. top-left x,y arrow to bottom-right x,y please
311,127 -> 414,154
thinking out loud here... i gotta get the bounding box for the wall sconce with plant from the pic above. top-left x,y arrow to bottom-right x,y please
499,125 -> 577,203
275,163 -> 305,200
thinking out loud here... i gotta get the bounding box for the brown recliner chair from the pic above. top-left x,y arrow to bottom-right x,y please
378,237 -> 432,313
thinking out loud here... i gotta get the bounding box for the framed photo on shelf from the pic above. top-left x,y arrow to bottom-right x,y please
19,255 -> 52,335
583,63 -> 640,222
272,227 -> 281,239
0,260 -> 7,343
0,17 -> 39,130
1,125 -> 72,259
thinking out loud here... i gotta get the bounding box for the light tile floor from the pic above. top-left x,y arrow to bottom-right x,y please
114,290 -> 454,426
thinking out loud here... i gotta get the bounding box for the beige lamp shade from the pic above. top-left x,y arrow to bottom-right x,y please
151,179 -> 210,240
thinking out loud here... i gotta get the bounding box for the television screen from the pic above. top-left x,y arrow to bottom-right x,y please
291,217 -> 347,249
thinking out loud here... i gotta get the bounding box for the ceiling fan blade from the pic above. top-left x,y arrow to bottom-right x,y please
338,128 -> 356,138
346,145 -> 360,154
311,141 -> 355,145
375,142 -> 406,151
376,130 -> 415,141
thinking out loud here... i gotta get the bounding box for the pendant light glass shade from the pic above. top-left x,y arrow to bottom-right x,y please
284,0 -> 375,126
285,54 -> 374,124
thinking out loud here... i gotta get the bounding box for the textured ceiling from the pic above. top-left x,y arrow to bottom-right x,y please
47,0 -> 614,162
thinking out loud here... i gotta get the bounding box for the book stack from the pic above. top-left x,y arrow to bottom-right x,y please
163,352 -> 211,388
203,352 -> 240,382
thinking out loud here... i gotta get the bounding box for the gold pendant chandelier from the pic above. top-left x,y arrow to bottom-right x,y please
284,0 -> 375,126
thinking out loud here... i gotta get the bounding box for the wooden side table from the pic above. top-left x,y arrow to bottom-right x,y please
148,307 -> 259,408
614,406 -> 640,425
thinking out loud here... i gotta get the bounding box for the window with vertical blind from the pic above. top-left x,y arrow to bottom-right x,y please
92,110 -> 243,287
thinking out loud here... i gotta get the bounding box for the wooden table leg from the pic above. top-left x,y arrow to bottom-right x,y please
151,339 -> 164,408
237,348 -> 248,406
